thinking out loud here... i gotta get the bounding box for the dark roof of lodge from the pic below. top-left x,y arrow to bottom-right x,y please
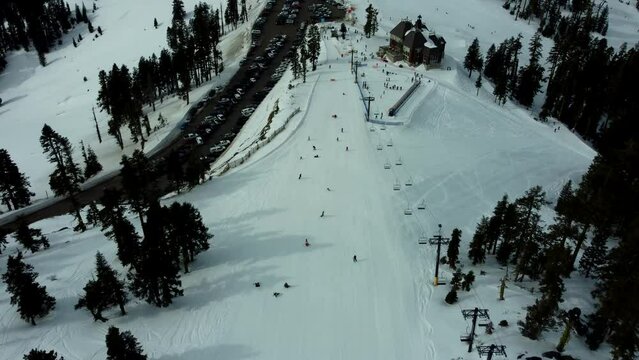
390,20 -> 413,39
403,29 -> 427,50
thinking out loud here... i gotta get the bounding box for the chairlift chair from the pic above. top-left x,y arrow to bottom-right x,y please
418,233 -> 428,244
404,207 -> 413,215
393,181 -> 401,191
405,177 -> 413,186
380,125 -> 386,130
384,162 -> 391,169
387,139 -> 393,147
377,143 -> 383,150
395,157 -> 402,165
417,200 -> 426,210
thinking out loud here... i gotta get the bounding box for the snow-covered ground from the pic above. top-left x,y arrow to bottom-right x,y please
0,0 -> 263,209
3,0 -> 637,358
1,20 -> 607,359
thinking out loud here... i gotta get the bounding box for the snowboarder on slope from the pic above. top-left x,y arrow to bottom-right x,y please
284,282 -> 290,289
313,145 -> 316,151
254,282 -> 261,287
273,292 -> 281,297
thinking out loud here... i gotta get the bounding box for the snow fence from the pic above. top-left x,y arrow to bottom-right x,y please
213,107 -> 302,175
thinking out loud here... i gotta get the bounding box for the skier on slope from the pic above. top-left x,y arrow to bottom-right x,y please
298,173 -> 302,180
320,211 -> 325,218
305,239 -> 310,247
353,255 -> 358,263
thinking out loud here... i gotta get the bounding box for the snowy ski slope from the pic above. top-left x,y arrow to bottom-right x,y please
2,0 -> 637,358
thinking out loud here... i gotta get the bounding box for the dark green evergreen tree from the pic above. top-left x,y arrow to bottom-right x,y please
340,23 -> 347,39
2,252 -> 56,325
105,326 -> 147,360
0,229 -> 8,254
363,5 -> 378,38
464,38 -> 484,78
83,144 -> 102,178
578,227 -> 609,278
514,32 -> 545,107
0,149 -> 34,210
165,202 -> 212,273
468,216 -> 488,265
128,202 -> 183,307
120,150 -> 157,230
40,124 -> 86,231
23,349 -> 63,360
307,25 -> 321,71
447,228 -> 461,269
14,224 -> 49,253
520,245 -> 569,339
75,252 -> 128,321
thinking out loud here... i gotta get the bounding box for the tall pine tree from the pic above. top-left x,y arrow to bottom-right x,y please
2,252 -> 56,325
105,326 -> 147,360
0,149 -> 34,210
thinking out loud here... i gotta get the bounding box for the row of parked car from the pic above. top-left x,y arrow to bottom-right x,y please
309,2 -> 334,22
277,0 -> 303,25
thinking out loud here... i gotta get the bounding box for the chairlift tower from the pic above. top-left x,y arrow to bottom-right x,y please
363,96 -> 375,121
428,224 -> 450,286
476,344 -> 507,360
460,307 -> 490,353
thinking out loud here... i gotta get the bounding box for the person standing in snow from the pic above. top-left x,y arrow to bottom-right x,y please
346,146 -> 349,151
353,255 -> 358,263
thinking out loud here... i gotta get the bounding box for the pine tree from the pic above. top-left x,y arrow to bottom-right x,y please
290,48 -> 301,79
184,156 -> 208,189
486,195 -> 509,254
85,201 -> 101,227
461,271 -> 475,291
0,148 -> 35,211
40,124 -> 86,231
105,326 -> 147,360
520,245 -> 569,339
468,216 -> 488,265
165,202 -> 212,273
166,150 -> 185,193
105,216 -> 141,269
514,32 -> 545,107
475,74 -> 482,95
444,289 -> 458,304
0,229 -> 8,254
14,224 -> 49,253
307,25 -> 321,71
340,23 -> 347,39
364,5 -> 378,38
88,21 -> 94,33
447,228 -> 461,269
579,227 -> 609,278
83,145 -> 102,178
128,202 -> 183,307
75,252 -> 128,321
2,252 -> 56,325
23,349 -> 63,360
299,45 -> 308,83
464,38 -> 484,78
120,150 -> 157,229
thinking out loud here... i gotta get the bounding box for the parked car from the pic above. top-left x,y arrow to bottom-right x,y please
209,145 -> 225,153
241,107 -> 256,117
223,132 -> 236,140
218,139 -> 231,147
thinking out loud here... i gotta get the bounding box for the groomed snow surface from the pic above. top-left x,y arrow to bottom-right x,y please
1,16 -> 611,358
